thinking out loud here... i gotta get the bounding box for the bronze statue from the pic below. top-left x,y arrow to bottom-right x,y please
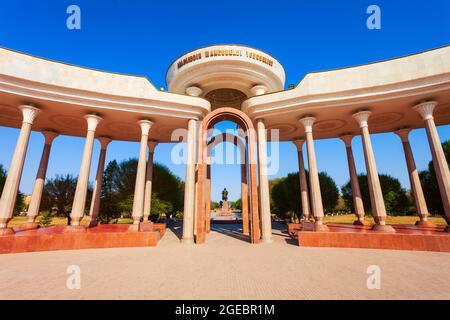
221,188 -> 228,202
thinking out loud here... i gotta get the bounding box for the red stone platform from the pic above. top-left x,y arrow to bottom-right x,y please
289,223 -> 450,252
0,223 -> 166,254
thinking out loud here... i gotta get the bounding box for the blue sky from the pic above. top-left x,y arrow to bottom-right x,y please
0,0 -> 449,201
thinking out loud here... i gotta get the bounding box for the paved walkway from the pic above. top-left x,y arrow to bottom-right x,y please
0,223 -> 449,300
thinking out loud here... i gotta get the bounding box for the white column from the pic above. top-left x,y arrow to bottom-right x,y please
299,117 -> 328,231
67,114 -> 102,231
256,118 -> 272,243
131,120 -> 153,228
0,105 -> 40,235
340,134 -> 366,225
143,140 -> 158,221
352,111 -> 395,233
24,130 -> 58,228
88,136 -> 111,227
394,128 -> 433,227
293,139 -> 311,221
182,119 -> 197,243
413,101 -> 450,231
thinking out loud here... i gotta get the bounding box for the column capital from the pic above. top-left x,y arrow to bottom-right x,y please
42,130 -> 58,145
148,140 -> 158,153
394,128 -> 411,142
413,101 -> 437,120
185,86 -> 203,97
19,105 -> 40,124
299,116 -> 316,133
98,136 -> 112,149
340,134 -> 354,147
256,118 -> 265,125
352,110 -> 372,128
292,138 -> 305,150
251,85 -> 268,96
84,114 -> 102,132
138,120 -> 153,136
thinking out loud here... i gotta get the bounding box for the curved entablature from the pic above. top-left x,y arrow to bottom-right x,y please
166,44 -> 285,110
242,45 -> 450,141
0,47 -> 211,142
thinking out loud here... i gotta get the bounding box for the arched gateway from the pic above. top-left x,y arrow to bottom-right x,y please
196,107 -> 260,244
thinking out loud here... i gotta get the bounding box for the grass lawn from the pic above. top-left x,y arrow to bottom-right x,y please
323,214 -> 447,225
7,216 -> 134,227
8,214 -> 447,228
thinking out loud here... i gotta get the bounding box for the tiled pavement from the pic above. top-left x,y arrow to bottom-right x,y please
0,222 -> 449,299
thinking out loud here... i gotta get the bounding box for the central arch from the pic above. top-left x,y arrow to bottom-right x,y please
195,107 -> 260,244
206,132 -> 249,235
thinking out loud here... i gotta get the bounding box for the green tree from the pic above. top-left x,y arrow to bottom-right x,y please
98,158 -> 184,223
41,174 -> 77,225
38,211 -> 52,227
0,164 -> 25,215
270,171 -> 339,219
211,201 -> 220,209
341,174 -> 410,215
419,140 -> 450,221
230,198 -> 242,210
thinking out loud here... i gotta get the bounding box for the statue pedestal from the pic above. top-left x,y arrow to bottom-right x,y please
221,201 -> 230,214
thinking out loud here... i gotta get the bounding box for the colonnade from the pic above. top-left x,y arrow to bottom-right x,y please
0,106 -> 158,235
0,100 -> 448,239
291,101 -> 450,232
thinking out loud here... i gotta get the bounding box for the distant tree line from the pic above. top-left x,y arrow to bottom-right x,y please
0,164 -> 25,214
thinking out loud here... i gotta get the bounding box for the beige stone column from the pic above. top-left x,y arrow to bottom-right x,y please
182,119 -> 197,243
0,105 -> 40,235
205,161 -> 211,233
131,120 -> 153,228
340,135 -> 366,225
352,111 -> 395,232
24,130 -> 58,229
241,162 -> 249,234
67,114 -> 102,232
394,128 -> 434,227
299,117 -> 328,231
88,136 -> 111,228
292,139 -> 311,221
143,140 -> 158,222
413,101 -> 450,231
256,118 -> 272,243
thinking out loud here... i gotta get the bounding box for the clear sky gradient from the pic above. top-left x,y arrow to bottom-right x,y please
0,0 -> 449,201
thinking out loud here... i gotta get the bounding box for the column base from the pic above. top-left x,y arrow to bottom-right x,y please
181,237 -> 194,244
353,220 -> 370,226
372,224 -> 396,233
19,222 -> 40,230
415,220 -> 436,228
0,228 -> 15,236
64,225 -> 87,233
139,221 -> 154,232
128,224 -> 139,232
261,237 -> 273,243
88,219 -> 98,228
313,222 -> 329,232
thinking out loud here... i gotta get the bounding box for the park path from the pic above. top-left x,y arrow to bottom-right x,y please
0,223 -> 449,299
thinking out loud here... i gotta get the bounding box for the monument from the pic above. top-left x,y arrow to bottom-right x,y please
219,188 -> 231,215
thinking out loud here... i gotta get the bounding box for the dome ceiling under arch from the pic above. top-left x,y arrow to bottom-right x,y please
205,88 -> 248,110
